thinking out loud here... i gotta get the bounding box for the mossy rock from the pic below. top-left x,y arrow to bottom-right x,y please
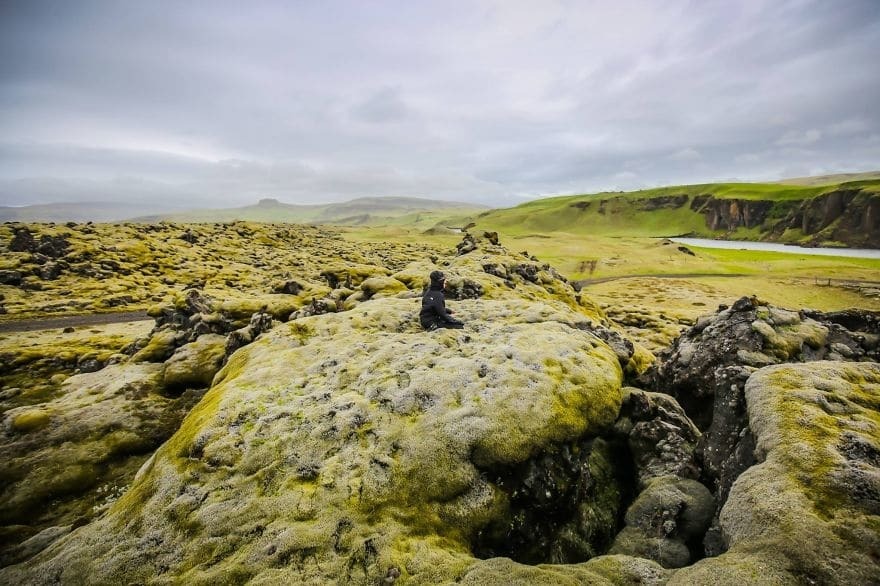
359,276 -> 408,299
670,361 -> 880,585
9,408 -> 52,433
130,328 -> 179,363
0,296 -> 625,583
458,554 -> 672,585
609,476 -> 713,568
163,333 -> 227,389
0,363 -> 188,533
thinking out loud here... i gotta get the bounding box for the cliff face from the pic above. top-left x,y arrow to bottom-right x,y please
778,189 -> 880,247
687,187 -> 880,247
690,197 -> 774,231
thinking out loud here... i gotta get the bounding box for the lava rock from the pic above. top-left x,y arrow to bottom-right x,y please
456,233 -> 477,255
225,311 -> 275,357
0,270 -> 23,286
609,476 -> 713,568
671,362 -> 880,584
615,388 -> 702,488
642,297 -> 880,557
163,334 -> 227,390
273,280 -> 304,295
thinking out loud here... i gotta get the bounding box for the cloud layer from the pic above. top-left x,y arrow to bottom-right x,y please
1,0 -> 878,208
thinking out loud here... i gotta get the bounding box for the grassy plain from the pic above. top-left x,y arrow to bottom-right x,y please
343,226 -> 880,350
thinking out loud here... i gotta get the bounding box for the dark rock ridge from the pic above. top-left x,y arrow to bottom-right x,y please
641,296 -> 880,555
694,188 -> 880,247
570,185 -> 880,247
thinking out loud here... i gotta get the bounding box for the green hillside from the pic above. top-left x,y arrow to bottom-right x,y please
470,180 -> 880,244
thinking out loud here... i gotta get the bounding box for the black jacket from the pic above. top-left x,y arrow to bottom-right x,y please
420,285 -> 462,329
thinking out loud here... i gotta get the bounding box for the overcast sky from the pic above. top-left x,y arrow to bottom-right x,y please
1,0 -> 878,209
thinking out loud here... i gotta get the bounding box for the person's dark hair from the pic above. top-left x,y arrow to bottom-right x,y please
429,270 -> 445,286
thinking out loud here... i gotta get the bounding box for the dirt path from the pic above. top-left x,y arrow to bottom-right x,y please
0,311 -> 152,333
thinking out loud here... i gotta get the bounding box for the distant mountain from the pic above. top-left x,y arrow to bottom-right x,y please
0,196 -> 489,226
131,196 -> 489,227
0,201 -> 177,222
776,170 -> 880,186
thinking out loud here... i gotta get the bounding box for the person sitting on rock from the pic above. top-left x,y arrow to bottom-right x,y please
420,270 -> 464,331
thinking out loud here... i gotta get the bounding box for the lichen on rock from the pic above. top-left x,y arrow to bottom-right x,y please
0,363 -> 197,538
642,296 -> 880,556
0,236 -> 648,583
670,361 -> 880,585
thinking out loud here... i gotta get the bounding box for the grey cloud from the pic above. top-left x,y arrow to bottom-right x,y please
351,88 -> 410,124
1,0 -> 878,208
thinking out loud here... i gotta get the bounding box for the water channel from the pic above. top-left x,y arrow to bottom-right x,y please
669,238 -> 880,259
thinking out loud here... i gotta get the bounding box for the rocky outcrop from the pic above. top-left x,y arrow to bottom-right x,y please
670,362 -> 880,585
778,188 -> 880,247
0,301 -> 627,583
608,388 -> 711,568
697,199 -> 774,231
642,296 -> 879,555
695,188 -> 880,247
564,185 -> 880,247
162,334 -> 227,390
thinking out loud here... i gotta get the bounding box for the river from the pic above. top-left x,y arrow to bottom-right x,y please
669,238 -> 880,259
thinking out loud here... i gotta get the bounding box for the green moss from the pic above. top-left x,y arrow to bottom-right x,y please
11,408 -> 52,432
130,328 -> 178,363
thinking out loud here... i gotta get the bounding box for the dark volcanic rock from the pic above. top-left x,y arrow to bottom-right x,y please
273,280 -> 304,295
473,437 -> 629,565
642,297 -> 880,556
613,388 -> 701,488
456,233 -> 477,255
445,278 -> 484,300
9,227 -> 36,253
10,228 -> 71,258
578,324 -> 636,371
0,270 -> 23,286
225,311 -> 275,357
35,262 -> 62,281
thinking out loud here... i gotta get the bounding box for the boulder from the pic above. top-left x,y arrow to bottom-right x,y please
0,270 -> 23,286
163,334 -> 227,390
129,328 -> 181,363
610,476 -> 713,568
224,310 -> 274,357
615,388 -> 701,488
0,295 -> 628,583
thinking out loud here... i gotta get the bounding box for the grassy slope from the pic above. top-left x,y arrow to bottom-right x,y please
472,180 -> 880,238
